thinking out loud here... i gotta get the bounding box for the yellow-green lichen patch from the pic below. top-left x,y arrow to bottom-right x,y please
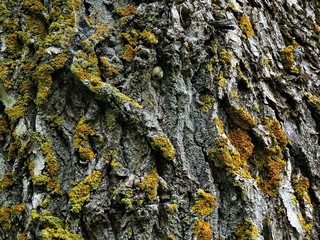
17,232 -> 27,240
138,170 -> 159,201
0,172 -> 16,191
32,210 -> 84,239
167,233 -> 176,240
219,49 -> 232,69
150,137 -> 175,161
193,219 -> 212,240
73,118 -> 96,149
198,95 -> 212,113
254,146 -> 286,196
168,203 -> 178,214
0,204 -> 25,232
23,0 -> 47,14
0,116 -> 8,140
78,147 -> 95,161
292,173 -> 311,204
68,171 -> 102,213
209,138 -> 252,178
100,57 -> 121,77
115,92 -> 143,109
214,117 -> 225,134
217,70 -> 226,87
5,105 -> 25,126
264,118 -> 288,148
239,15 -> 254,38
41,141 -> 61,194
192,189 -> 216,216
298,214 -> 313,234
228,129 -> 254,162
282,45 -> 295,66
227,107 -> 256,130
121,29 -> 139,46
235,220 -> 259,240
71,51 -> 101,84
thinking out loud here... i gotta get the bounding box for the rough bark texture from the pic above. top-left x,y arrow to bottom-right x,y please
0,0 -> 319,239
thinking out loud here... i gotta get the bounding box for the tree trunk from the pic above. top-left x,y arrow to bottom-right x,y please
0,0 -> 319,239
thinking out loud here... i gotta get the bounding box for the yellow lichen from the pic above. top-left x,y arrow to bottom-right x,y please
138,170 -> 159,201
140,29 -> 158,44
193,219 -> 212,240
227,107 -> 256,130
168,203 -> 178,214
69,171 -> 102,213
78,147 -> 95,160
292,174 -> 311,204
5,105 -> 25,126
214,117 -> 225,134
74,119 -> 96,149
199,95 -> 212,113
282,45 -> 295,66
239,15 -> 254,38
122,44 -> 137,61
264,118 -> 288,148
217,70 -> 226,87
209,138 -> 252,178
0,204 -> 25,232
298,214 -> 313,234
235,220 -> 259,240
116,5 -> 137,16
150,137 -> 175,161
0,172 -> 16,191
192,189 -> 216,216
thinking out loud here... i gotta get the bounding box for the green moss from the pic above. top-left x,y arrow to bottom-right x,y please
150,137 -> 175,161
193,219 -> 212,240
68,171 -> 102,213
235,220 -> 259,240
192,189 -> 216,216
239,15 -> 254,38
138,170 -> 159,201
199,95 -> 212,113
227,107 -> 256,130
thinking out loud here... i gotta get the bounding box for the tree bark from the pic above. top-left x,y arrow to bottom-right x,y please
0,0 -> 319,239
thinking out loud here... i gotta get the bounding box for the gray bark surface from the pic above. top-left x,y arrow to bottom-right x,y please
0,0 -> 319,239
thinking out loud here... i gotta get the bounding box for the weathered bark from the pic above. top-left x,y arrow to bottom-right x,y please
0,0 -> 319,239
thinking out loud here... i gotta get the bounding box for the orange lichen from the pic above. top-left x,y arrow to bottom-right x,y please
239,15 -> 253,38
228,129 -> 254,162
193,219 -> 212,240
255,146 -> 286,196
210,137 -> 251,178
292,174 -> 311,204
235,220 -> 259,240
0,172 -> 16,191
138,170 -> 159,201
116,5 -> 137,16
140,29 -> 158,44
264,118 -> 288,148
122,44 -> 137,61
100,57 -> 120,77
150,137 -> 175,161
78,147 -> 95,161
192,189 -> 216,216
121,29 -> 139,46
227,107 -> 256,130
